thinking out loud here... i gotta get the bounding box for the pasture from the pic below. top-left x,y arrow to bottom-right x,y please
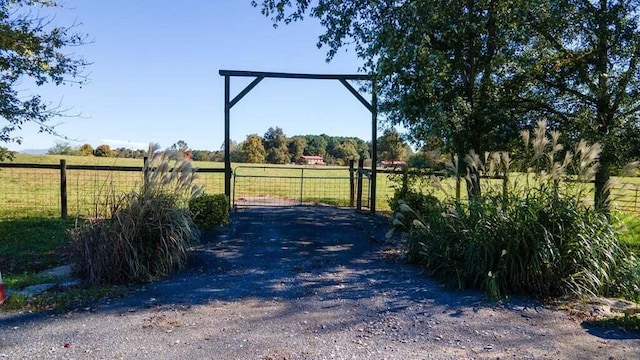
1,154 -> 640,218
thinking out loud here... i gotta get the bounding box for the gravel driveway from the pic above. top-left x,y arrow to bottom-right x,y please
1,206 -> 639,359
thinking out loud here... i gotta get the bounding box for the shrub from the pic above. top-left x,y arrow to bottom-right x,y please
93,144 -> 112,157
189,194 -> 229,231
70,144 -> 202,285
390,121 -> 640,300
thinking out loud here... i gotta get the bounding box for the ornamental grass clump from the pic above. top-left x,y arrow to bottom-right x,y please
390,120 -> 639,300
70,144 -> 202,285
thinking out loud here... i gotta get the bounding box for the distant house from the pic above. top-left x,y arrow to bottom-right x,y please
380,160 -> 407,169
299,155 -> 325,165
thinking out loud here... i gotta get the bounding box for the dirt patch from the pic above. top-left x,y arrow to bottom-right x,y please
1,207 -> 638,359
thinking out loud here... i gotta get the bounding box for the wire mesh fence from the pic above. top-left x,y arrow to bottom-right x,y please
2,159 -> 639,218
0,165 -> 61,217
611,182 -> 640,212
0,162 -> 225,218
232,165 -> 371,208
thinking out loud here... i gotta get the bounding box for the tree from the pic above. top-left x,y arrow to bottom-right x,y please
131,149 -> 146,159
333,139 -> 360,165
522,0 -> 640,211
78,144 -> 94,156
254,0 -> 529,197
378,128 -> 407,161
94,144 -> 112,157
304,135 -> 328,157
171,140 -> 190,156
353,137 -> 371,160
0,147 -> 14,161
113,147 -> 138,158
0,0 -> 88,145
288,136 -> 307,161
263,127 -> 290,164
47,141 -> 75,155
239,134 -> 266,163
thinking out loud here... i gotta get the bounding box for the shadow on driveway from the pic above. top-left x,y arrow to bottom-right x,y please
138,206 -> 482,308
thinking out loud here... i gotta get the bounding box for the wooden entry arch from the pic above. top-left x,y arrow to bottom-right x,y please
219,69 -> 378,214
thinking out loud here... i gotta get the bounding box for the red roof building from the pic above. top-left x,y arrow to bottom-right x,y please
299,155 -> 325,165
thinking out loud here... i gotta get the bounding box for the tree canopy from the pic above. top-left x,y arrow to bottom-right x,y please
263,127 -> 290,164
520,0 -> 640,209
254,0 -> 640,208
0,0 -> 88,148
378,128 -> 411,161
239,134 -> 266,163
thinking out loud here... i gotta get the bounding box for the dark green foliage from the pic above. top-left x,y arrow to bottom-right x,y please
189,194 -> 229,231
522,0 -> 640,211
264,127 -> 291,164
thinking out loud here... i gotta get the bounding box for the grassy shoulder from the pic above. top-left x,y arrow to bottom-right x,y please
0,216 -> 128,312
0,217 -> 74,273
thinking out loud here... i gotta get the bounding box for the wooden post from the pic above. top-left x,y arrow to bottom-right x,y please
356,158 -> 364,211
224,75 -> 231,208
60,159 -> 67,219
349,160 -> 355,207
370,82 -> 378,214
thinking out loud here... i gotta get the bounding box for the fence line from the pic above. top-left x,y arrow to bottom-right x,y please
1,159 -> 638,218
0,159 -> 225,218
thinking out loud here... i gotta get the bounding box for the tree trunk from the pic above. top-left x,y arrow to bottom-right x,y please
594,148 -> 611,215
593,0 -> 611,216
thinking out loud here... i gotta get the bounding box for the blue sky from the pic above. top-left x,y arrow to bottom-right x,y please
8,1 -> 376,152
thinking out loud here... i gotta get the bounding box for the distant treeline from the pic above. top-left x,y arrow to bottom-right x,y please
46,127 -> 438,166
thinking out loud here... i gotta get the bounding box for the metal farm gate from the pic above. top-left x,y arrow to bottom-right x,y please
220,70 -> 379,213
232,163 -> 371,209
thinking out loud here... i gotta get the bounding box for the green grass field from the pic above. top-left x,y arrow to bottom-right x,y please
2,154 -> 640,218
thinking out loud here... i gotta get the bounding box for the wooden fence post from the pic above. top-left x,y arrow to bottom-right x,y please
349,160 -> 355,207
60,159 -> 67,219
356,158 -> 364,211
